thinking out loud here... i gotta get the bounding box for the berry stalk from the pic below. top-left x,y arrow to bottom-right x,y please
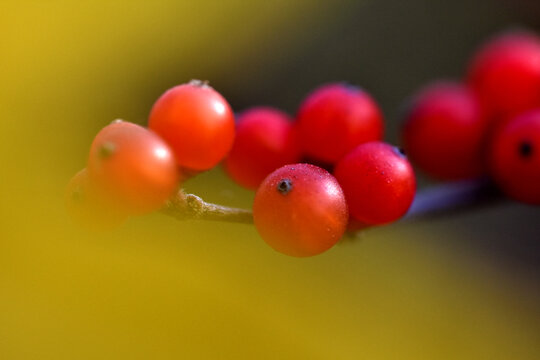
403,178 -> 504,221
160,179 -> 505,227
161,190 -> 253,223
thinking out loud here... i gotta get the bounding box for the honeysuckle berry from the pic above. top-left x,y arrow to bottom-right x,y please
87,121 -> 180,215
489,109 -> 540,204
224,107 -> 301,189
253,164 -> 348,257
334,142 -> 416,225
468,30 -> 540,122
401,81 -> 488,180
148,80 -> 235,171
65,168 -> 129,230
296,83 -> 384,164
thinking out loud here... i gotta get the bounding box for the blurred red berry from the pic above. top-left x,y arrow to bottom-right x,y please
253,164 -> 349,257
87,120 -> 180,215
467,30 -> 540,122
65,168 -> 129,230
334,142 -> 416,225
148,80 -> 235,171
296,83 -> 384,164
489,109 -> 540,204
402,81 -> 488,180
224,107 -> 301,189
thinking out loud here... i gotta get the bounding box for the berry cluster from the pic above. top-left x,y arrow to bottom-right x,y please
402,29 -> 540,204
66,29 -> 540,257
66,79 -> 415,256
226,83 -> 415,256
66,81 -> 235,230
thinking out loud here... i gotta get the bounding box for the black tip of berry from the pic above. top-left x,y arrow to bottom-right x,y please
189,79 -> 210,88
277,179 -> 293,195
99,142 -> 116,159
72,190 -> 82,202
393,146 -> 407,158
518,141 -> 533,158
342,82 -> 363,94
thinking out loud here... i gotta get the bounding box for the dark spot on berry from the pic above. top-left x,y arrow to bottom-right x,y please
277,178 -> 293,195
99,142 -> 116,159
518,141 -> 533,158
393,146 -> 407,158
72,187 -> 84,202
342,82 -> 362,94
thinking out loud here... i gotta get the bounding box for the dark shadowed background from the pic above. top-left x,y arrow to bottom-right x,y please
1,1 -> 539,359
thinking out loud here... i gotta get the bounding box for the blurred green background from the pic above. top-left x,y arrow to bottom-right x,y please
1,0 -> 539,359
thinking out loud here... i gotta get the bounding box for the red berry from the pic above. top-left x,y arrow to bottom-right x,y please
489,110 -> 540,204
296,83 -> 384,164
402,82 -> 488,180
334,142 -> 416,225
65,168 -> 128,230
224,107 -> 301,189
87,120 -> 180,215
253,164 -> 348,257
148,80 -> 235,171
468,30 -> 540,122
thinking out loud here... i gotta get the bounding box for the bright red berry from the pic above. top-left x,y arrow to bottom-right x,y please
87,120 -> 180,215
148,80 -> 235,171
489,109 -> 540,204
467,30 -> 540,122
334,142 -> 416,225
296,83 -> 384,164
224,107 -> 301,189
401,82 -> 488,180
253,164 -> 349,257
65,168 -> 129,230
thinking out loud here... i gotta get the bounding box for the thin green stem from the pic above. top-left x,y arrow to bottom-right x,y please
161,179 -> 506,226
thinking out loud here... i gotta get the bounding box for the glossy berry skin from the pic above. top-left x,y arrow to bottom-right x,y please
65,169 -> 128,230
468,31 -> 540,122
224,107 -> 301,189
87,121 -> 180,215
334,142 -> 416,225
489,110 -> 540,204
148,81 -> 235,171
296,83 -> 384,164
402,82 -> 488,180
253,164 -> 348,257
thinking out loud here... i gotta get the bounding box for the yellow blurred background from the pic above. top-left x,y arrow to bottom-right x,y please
1,1 -> 539,359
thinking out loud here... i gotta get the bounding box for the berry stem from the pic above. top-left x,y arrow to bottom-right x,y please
403,178 -> 504,221
161,190 -> 253,224
161,179 -> 505,226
